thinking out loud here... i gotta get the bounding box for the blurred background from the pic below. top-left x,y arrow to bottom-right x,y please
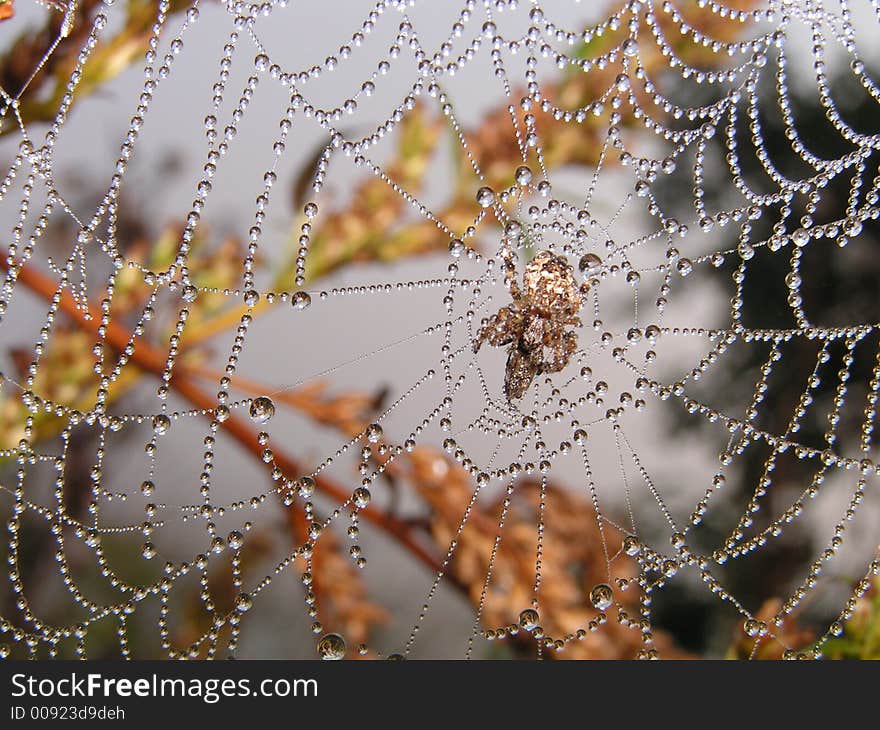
1,0 -> 879,659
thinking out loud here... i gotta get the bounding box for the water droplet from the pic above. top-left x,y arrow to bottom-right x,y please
152,414 -> 170,435
353,487 -> 371,508
590,583 -> 614,610
519,608 -> 540,631
578,253 -> 602,274
365,423 -> 383,443
622,38 -> 638,56
514,165 -> 533,185
228,531 -> 244,550
292,290 -> 311,309
476,186 -> 495,208
623,535 -> 641,556
297,476 -> 316,498
792,228 -> 810,247
449,239 -> 465,257
182,284 -> 198,303
249,396 -> 275,424
844,218 -> 863,237
317,633 -> 346,660
235,593 -> 253,612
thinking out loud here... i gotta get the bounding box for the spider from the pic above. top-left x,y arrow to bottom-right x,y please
474,249 -> 584,400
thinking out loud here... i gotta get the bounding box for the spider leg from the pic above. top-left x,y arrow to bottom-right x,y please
508,279 -> 522,301
473,305 -> 523,352
498,246 -> 522,301
34,0 -> 71,15
541,329 -> 578,373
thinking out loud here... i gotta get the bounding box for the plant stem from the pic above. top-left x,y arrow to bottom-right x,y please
0,251 -> 455,586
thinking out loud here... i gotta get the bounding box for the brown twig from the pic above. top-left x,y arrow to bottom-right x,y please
183,362 -> 502,537
0,251 -> 456,587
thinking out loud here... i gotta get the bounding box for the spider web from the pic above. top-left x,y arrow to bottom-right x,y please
1,0 -> 879,660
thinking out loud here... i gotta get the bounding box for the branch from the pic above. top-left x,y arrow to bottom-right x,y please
0,251 -> 456,587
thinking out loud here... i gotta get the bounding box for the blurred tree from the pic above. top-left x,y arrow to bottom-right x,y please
653,60 -> 880,656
